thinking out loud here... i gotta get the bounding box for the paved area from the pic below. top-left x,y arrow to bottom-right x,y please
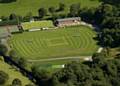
27,56 -> 92,62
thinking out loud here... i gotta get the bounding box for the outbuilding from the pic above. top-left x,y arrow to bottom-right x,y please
55,17 -> 81,27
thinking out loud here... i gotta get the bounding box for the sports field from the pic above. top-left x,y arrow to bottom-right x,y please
0,0 -> 101,16
10,26 -> 98,60
21,20 -> 54,30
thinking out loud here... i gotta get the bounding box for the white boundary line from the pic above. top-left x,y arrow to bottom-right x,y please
27,56 -> 92,62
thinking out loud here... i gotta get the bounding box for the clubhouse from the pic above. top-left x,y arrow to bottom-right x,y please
55,17 -> 81,27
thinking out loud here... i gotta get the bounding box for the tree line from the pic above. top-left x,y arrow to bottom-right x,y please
0,2 -> 81,25
0,0 -> 16,3
0,43 -> 34,86
94,0 -> 120,48
50,53 -> 120,86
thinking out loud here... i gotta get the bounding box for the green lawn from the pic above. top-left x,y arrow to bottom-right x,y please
30,59 -> 80,67
0,58 -> 32,85
0,0 -> 101,16
10,26 -> 98,60
21,20 -> 54,30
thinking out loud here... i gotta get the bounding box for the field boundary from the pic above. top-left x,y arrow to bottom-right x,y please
27,56 -> 92,62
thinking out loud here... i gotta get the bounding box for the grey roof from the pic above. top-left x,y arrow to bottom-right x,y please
56,17 -> 81,22
0,25 -> 19,33
0,32 -> 10,38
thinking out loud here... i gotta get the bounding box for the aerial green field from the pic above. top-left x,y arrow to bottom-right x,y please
0,0 -> 101,16
10,26 -> 98,60
0,58 -> 32,85
22,20 -> 54,30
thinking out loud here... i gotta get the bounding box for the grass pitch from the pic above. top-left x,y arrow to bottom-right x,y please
21,20 -> 54,30
0,0 -> 101,16
10,26 -> 98,60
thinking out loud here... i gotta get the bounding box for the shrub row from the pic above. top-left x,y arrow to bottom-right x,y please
0,20 -> 18,26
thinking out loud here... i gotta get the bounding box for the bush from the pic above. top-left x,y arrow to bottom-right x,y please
0,20 -> 18,26
0,44 -> 8,55
0,71 -> 9,85
12,78 -> 22,86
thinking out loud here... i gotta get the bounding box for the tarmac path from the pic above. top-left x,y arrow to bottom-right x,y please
27,56 -> 92,62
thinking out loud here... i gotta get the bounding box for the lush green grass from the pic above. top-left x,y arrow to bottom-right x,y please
21,20 -> 54,30
0,58 -> 32,85
28,57 -> 85,72
31,59 -> 77,73
10,26 -> 98,60
30,59 -> 80,66
0,0 -> 101,16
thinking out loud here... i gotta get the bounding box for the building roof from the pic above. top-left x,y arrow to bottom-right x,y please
0,32 -> 10,39
56,17 -> 81,22
0,25 -> 19,33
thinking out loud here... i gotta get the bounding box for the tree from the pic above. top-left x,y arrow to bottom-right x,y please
51,13 -> 59,21
38,8 -> 47,18
94,3 -> 113,26
101,0 -> 120,6
51,58 -> 120,86
0,71 -> 9,85
58,3 -> 65,11
9,50 -> 27,68
0,44 -> 8,55
49,7 -> 56,14
79,7 -> 96,23
97,28 -> 120,47
31,65 -> 51,80
69,3 -> 80,17
9,13 -> 17,20
23,12 -> 33,22
104,34 -> 113,47
9,13 -> 22,25
18,57 -> 27,68
9,50 -> 18,59
12,78 -> 22,86
51,76 -> 60,86
31,65 -> 51,85
9,50 -> 20,65
92,53 -> 106,67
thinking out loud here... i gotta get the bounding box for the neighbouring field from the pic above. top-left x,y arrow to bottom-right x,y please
0,0 -> 101,16
10,26 -> 98,60
22,20 -> 54,30
0,58 -> 32,85
30,59 -> 84,73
